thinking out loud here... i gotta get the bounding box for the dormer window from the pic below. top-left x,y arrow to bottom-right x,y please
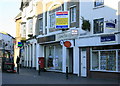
94,0 -> 104,7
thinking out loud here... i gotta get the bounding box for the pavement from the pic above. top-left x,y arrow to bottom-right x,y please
1,68 -> 120,86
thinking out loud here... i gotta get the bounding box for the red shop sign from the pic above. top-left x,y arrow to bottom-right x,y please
64,41 -> 71,48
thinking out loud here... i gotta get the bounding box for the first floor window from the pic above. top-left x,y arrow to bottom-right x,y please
70,6 -> 76,23
94,18 -> 104,34
21,24 -> 26,38
91,50 -> 119,72
39,18 -> 43,32
49,13 -> 55,28
94,0 -> 104,7
28,19 -> 33,34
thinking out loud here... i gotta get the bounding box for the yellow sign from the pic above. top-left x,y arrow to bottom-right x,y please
56,18 -> 68,25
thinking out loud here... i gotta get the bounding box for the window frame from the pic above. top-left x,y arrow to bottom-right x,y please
94,0 -> 104,7
38,17 -> 43,32
70,6 -> 76,23
91,49 -> 120,72
28,19 -> 33,34
93,18 -> 104,34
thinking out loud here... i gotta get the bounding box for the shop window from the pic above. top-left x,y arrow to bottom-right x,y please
92,51 -> 99,70
100,51 -> 116,71
93,18 -> 104,34
91,50 -> 118,72
45,45 -> 62,71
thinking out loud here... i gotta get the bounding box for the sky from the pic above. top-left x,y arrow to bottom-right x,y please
0,0 -> 21,37
0,0 -> 119,38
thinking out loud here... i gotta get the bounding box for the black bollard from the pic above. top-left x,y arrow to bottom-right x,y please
17,63 -> 19,74
66,66 -> 68,79
38,64 -> 41,75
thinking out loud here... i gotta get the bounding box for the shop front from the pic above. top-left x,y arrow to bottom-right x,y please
37,30 -> 78,73
90,45 -> 120,79
37,35 -> 63,72
77,34 -> 120,79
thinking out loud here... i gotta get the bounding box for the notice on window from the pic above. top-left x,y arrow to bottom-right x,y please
56,11 -> 69,29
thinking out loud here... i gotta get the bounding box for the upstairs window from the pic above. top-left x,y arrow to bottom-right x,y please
49,13 -> 55,28
70,6 -> 76,23
94,18 -> 104,34
28,19 -> 33,34
49,5 -> 61,32
94,0 -> 104,7
39,17 -> 43,34
21,24 -> 26,38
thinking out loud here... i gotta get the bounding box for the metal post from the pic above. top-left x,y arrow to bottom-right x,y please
38,64 -> 41,75
66,66 -> 68,79
17,63 -> 19,74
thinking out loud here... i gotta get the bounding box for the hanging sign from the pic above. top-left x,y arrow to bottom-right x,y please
106,23 -> 115,28
64,41 -> 71,48
18,42 -> 22,47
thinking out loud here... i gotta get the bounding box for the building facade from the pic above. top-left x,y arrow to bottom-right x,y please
76,0 -> 120,79
0,32 -> 14,61
18,0 -> 120,79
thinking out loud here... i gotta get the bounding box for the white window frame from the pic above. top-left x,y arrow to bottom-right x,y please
38,17 -> 43,32
70,6 -> 76,23
49,12 -> 56,28
28,19 -> 33,34
21,24 -> 26,38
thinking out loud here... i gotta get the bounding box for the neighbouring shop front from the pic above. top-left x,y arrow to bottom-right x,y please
90,45 -> 120,79
77,34 -> 120,79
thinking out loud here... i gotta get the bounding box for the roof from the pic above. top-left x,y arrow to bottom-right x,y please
0,31 -> 15,39
15,12 -> 22,20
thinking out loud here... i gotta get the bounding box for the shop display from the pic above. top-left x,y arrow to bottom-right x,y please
92,51 -> 99,70
45,44 -> 62,71
92,50 -> 118,72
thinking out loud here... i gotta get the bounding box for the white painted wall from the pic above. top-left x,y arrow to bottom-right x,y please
62,45 -> 67,73
73,46 -> 79,75
79,0 -> 119,36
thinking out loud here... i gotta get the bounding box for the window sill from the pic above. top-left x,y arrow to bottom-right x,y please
90,70 -> 120,73
70,21 -> 76,23
93,5 -> 104,9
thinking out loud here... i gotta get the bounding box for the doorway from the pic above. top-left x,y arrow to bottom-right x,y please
81,48 -> 87,77
67,48 -> 73,74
